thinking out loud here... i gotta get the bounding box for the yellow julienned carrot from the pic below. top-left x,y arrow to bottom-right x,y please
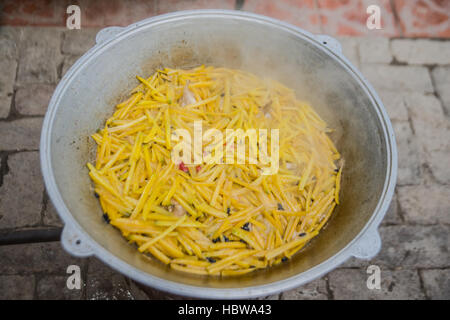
88,66 -> 342,276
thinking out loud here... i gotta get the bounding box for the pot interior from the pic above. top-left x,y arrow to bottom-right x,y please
48,13 -> 387,292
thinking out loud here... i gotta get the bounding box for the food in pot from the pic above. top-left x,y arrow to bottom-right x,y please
87,65 -> 342,276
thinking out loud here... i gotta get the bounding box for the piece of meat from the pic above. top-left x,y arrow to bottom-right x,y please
171,199 -> 186,217
285,162 -> 295,170
180,82 -> 197,107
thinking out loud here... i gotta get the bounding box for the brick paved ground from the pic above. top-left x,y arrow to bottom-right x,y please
0,0 -> 449,300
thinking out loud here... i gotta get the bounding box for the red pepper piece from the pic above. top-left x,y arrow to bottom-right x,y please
178,162 -> 189,173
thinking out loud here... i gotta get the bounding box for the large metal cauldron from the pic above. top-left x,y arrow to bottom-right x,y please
40,10 -> 397,299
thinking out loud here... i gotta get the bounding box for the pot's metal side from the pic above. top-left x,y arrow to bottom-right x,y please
41,10 -> 397,299
314,34 -> 397,262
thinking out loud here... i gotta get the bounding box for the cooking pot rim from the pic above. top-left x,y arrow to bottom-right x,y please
40,9 -> 397,299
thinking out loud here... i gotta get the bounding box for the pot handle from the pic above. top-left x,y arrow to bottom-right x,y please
96,26 -> 125,44
61,225 -> 94,257
315,35 -> 342,55
349,227 -> 382,260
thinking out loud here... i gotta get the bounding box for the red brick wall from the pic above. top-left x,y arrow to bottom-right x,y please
0,0 -> 449,37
